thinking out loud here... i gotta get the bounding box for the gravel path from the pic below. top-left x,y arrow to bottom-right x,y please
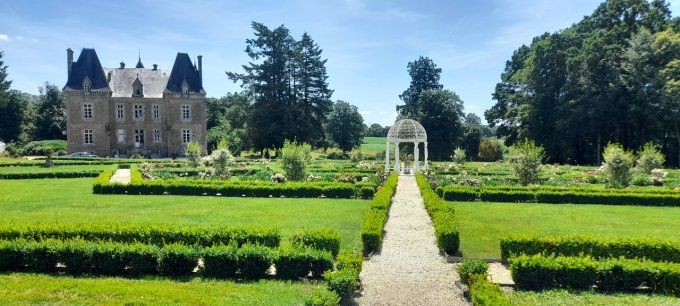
109,169 -> 131,184
356,175 -> 465,306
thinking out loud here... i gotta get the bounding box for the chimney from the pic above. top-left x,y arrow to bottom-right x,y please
197,55 -> 202,83
153,64 -> 158,71
119,62 -> 125,69
67,48 -> 73,76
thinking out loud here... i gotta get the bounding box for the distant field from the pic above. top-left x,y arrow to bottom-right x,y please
360,137 -> 385,153
452,201 -> 680,258
0,178 -> 369,254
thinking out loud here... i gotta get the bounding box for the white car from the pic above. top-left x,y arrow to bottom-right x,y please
69,152 -> 98,158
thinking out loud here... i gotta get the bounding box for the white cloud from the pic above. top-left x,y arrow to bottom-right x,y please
16,35 -> 23,41
0,34 -> 9,41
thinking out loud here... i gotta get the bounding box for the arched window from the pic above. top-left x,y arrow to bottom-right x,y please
83,76 -> 92,94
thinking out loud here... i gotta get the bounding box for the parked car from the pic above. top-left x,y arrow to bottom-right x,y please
68,152 -> 98,158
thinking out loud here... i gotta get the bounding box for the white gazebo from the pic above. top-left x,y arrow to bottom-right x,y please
385,119 -> 428,174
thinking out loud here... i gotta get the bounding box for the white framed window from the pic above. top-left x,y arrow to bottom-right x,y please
181,129 -> 191,144
152,104 -> 160,120
133,104 -> 144,120
116,104 -> 124,121
116,129 -> 125,144
83,129 -> 94,145
134,129 -> 144,148
181,105 -> 190,120
153,129 -> 161,143
82,103 -> 93,119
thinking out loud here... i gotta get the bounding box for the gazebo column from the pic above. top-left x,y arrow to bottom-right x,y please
424,142 -> 429,169
414,142 -> 420,173
384,141 -> 390,172
394,142 -> 400,174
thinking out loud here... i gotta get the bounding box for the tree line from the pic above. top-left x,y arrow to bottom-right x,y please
485,0 -> 680,167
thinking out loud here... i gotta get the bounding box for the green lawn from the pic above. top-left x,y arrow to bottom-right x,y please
0,164 -> 116,174
510,289 -> 680,305
452,201 -> 680,258
360,137 -> 385,154
0,273 -> 317,305
0,178 -> 369,254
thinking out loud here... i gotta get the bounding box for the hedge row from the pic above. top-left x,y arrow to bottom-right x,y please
0,170 -> 102,179
468,274 -> 511,306
291,228 -> 341,258
415,174 -> 460,255
510,254 -> 680,294
436,186 -> 680,206
0,224 -> 281,248
0,239 -> 333,280
93,178 -> 373,199
500,235 -> 680,263
360,173 -> 399,253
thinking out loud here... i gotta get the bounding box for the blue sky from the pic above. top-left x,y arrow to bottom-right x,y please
0,0 -> 678,125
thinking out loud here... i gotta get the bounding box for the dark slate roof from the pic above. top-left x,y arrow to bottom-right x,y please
165,53 -> 203,93
135,57 -> 144,68
64,48 -> 109,90
104,67 -> 170,98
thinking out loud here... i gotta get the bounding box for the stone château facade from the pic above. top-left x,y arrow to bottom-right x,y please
63,48 -> 206,157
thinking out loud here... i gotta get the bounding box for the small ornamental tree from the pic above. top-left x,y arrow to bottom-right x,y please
635,142 -> 665,174
508,139 -> 545,186
185,140 -> 203,168
478,138 -> 504,162
602,143 -> 635,188
281,140 -> 311,181
210,139 -> 233,176
452,147 -> 466,163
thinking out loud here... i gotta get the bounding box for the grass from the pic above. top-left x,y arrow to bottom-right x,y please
510,289 -> 680,305
0,164 -> 116,174
451,201 -> 680,258
360,137 -> 385,154
0,273 -> 317,305
0,178 -> 369,254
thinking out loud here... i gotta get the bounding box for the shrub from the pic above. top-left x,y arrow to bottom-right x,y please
507,139 -> 545,186
457,260 -> 489,286
336,252 -> 363,273
122,243 -> 160,276
349,149 -> 363,162
416,174 -> 460,255
468,274 -> 511,306
631,175 -> 651,186
185,140 -> 203,168
237,244 -> 272,279
305,287 -> 340,306
360,173 -> 398,253
23,239 -> 60,273
281,140 -> 312,181
209,139 -> 233,176
602,143 -> 635,188
478,138 -> 504,162
0,170 -> 101,180
452,147 -> 466,163
201,245 -> 239,278
275,247 -> 333,279
635,142 -> 665,174
324,269 -> 359,301
23,140 -> 67,156
0,240 -> 23,271
158,243 -> 199,277
291,228 -> 341,258
500,235 -> 680,262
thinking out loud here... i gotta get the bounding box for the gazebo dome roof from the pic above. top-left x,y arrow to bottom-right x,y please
387,119 -> 427,142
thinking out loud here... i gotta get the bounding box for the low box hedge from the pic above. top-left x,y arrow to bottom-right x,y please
360,173 -> 398,253
0,171 -> 102,179
500,235 -> 680,263
510,254 -> 680,295
0,224 -> 280,248
468,274 -> 511,306
291,228 -> 341,258
416,174 -> 460,255
274,247 -> 334,279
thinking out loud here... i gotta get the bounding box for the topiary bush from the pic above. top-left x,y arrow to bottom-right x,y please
323,269 -> 359,302
157,243 -> 199,277
457,259 -> 489,286
291,228 -> 341,258
602,143 -> 635,188
507,139 -> 545,186
336,252 -> 363,274
468,274 -> 511,306
281,140 -> 312,181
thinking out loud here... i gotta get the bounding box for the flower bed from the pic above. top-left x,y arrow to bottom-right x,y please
500,235 -> 680,262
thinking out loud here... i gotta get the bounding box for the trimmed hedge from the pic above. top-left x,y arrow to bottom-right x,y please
360,173 -> 399,253
201,245 -> 239,278
236,244 -> 272,279
416,174 -> 460,255
436,185 -> 680,206
93,178 -> 371,199
457,259 -> 489,286
500,235 -> 680,263
0,171 -> 102,179
158,243 -> 199,277
468,274 -> 511,306
510,254 -> 680,295
304,287 -> 340,306
0,224 -> 280,248
291,228 -> 341,258
274,247 -> 334,279
323,269 -> 359,302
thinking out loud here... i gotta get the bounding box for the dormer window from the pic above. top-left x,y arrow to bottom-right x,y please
132,76 -> 144,97
83,76 -> 92,94
181,80 -> 189,95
